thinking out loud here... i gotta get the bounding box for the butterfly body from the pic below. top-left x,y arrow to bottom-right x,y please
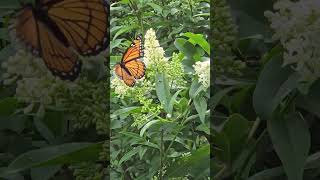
11,0 -> 109,81
114,35 -> 146,87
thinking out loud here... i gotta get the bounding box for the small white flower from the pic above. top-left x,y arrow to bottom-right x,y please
181,152 -> 191,157
193,60 -> 210,88
2,50 -> 72,114
111,77 -> 130,98
166,113 -> 172,118
144,28 -> 168,67
265,0 -> 320,81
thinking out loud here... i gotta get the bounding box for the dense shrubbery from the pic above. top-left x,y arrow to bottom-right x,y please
212,0 -> 320,179
0,0 -> 211,179
0,0 -> 319,179
110,0 -> 210,179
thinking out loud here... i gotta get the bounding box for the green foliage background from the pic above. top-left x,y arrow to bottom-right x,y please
212,0 -> 320,180
0,0 -> 319,180
110,0 -> 210,179
0,0 -> 211,179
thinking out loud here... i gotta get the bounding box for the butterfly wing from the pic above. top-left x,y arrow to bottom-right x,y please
114,64 -> 135,87
11,6 -> 40,54
44,0 -> 109,56
121,35 -> 145,80
121,35 -> 143,63
115,35 -> 145,86
124,59 -> 145,79
37,20 -> 81,80
12,3 -> 81,80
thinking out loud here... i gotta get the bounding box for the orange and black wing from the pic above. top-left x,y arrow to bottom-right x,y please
124,59 -> 145,79
12,4 -> 81,81
37,20 -> 81,80
43,0 -> 109,56
114,64 -> 135,87
121,35 -> 143,63
11,6 -> 40,54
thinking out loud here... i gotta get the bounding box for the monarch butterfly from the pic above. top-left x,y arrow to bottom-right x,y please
114,35 -> 146,87
10,0 -> 109,81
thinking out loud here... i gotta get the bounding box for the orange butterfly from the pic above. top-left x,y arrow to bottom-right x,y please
114,35 -> 146,87
10,0 -> 109,81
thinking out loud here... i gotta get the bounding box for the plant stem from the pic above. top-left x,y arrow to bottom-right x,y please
128,0 -> 144,33
159,129 -> 164,179
237,128 -> 267,178
112,143 -> 133,180
247,117 -> 261,142
162,111 -> 190,163
214,164 -> 229,180
188,0 -> 194,16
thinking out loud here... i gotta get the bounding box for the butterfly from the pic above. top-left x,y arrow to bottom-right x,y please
10,0 -> 109,81
114,35 -> 146,87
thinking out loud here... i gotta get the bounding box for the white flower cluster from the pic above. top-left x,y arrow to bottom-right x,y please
193,60 -> 210,88
265,0 -> 320,81
110,77 -> 130,98
1,50 -> 73,115
144,28 -> 168,67
1,50 -> 53,84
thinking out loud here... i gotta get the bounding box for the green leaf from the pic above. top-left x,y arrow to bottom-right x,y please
213,114 -> 251,165
41,111 -> 67,137
118,148 -> 139,166
166,145 -> 209,178
110,38 -> 124,53
228,0 -> 272,37
305,151 -> 320,170
268,112 -> 310,180
193,96 -> 207,123
111,106 -> 141,119
0,114 -> 28,133
174,38 -> 197,58
110,55 -> 122,66
248,151 -> 320,180
155,72 -> 171,113
248,167 -> 285,180
253,55 -> 299,120
4,143 -> 102,174
193,13 -> 210,17
120,0 -> 130,4
210,87 -> 235,111
168,90 -> 182,115
30,166 -> 61,180
42,143 -> 103,166
196,123 -> 209,134
33,117 -> 56,144
113,25 -> 139,41
296,80 -> 320,118
134,142 -> 159,149
0,97 -> 18,117
183,32 -> 210,55
0,168 -> 24,180
120,132 -> 144,141
140,120 -> 160,137
138,146 -> 147,160
147,3 -> 163,14
189,80 -> 203,99
177,97 -> 188,114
